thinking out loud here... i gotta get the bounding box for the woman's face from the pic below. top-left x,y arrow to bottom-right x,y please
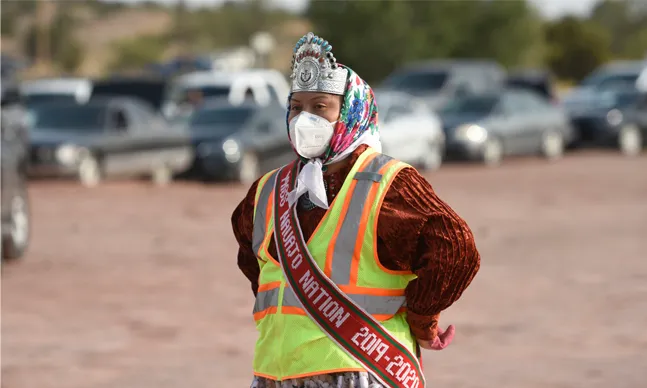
288,91 -> 343,124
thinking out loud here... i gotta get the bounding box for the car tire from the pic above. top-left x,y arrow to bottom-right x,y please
2,184 -> 30,260
618,124 -> 643,157
420,144 -> 443,171
151,164 -> 173,186
482,138 -> 503,167
78,153 -> 102,187
540,131 -> 565,161
238,153 -> 260,185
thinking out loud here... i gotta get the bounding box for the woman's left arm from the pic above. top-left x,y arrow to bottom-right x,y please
379,168 -> 481,341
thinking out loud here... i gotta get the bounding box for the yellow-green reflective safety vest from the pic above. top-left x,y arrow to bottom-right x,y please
251,148 -> 418,381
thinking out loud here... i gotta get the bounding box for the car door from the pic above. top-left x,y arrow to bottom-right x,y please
633,93 -> 647,130
514,92 -> 551,152
491,93 -> 528,155
1,113 -> 22,221
380,100 -> 421,160
125,100 -> 193,174
101,102 -> 143,176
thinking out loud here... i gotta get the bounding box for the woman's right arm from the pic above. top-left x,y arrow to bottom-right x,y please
231,180 -> 261,296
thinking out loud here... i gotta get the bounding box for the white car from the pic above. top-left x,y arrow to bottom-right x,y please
20,77 -> 92,105
375,90 -> 445,171
162,69 -> 290,118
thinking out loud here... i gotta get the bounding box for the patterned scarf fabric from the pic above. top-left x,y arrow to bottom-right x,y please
286,64 -> 381,166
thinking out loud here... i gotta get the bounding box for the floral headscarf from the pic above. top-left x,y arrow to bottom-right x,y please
285,65 -> 381,210
286,64 -> 380,166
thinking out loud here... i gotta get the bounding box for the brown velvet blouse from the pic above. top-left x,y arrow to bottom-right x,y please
231,145 -> 481,341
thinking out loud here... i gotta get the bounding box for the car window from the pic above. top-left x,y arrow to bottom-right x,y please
32,104 -> 106,131
516,92 -> 550,112
126,100 -> 167,131
107,108 -> 130,132
381,71 -> 449,93
91,81 -> 167,110
385,101 -> 415,122
500,93 -> 525,114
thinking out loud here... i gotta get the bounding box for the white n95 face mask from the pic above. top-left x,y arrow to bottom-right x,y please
289,111 -> 336,159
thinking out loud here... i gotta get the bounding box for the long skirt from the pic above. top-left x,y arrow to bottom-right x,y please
250,372 -> 387,388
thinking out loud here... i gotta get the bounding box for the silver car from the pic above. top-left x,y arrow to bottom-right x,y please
28,97 -> 193,187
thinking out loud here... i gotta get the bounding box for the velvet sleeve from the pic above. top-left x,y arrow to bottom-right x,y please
231,179 -> 262,297
376,167 -> 481,341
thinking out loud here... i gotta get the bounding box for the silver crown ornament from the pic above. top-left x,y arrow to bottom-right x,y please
290,32 -> 348,95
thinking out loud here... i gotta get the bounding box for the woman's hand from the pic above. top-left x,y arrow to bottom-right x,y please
417,324 -> 455,350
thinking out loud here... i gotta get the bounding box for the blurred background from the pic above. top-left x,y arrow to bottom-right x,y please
1,0 -> 646,387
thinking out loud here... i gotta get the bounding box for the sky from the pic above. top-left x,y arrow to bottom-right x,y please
115,0 -> 601,20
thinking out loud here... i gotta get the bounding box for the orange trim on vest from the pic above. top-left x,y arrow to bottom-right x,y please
337,284 -> 405,296
258,281 -> 281,292
261,191 -> 281,267
371,164 -> 415,276
349,159 -> 405,285
280,306 -> 307,316
275,305 -> 406,322
253,306 -> 277,321
323,152 -> 379,277
253,367 -> 367,382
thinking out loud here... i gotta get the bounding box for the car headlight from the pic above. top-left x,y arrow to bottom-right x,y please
55,144 -> 80,165
606,109 -> 623,126
222,139 -> 239,155
222,139 -> 241,163
455,124 -> 487,142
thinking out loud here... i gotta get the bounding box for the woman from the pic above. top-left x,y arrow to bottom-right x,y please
232,32 -> 480,388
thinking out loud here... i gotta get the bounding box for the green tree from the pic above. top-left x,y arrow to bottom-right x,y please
307,0 -> 416,84
23,12 -> 85,72
544,17 -> 612,82
307,0 -> 544,84
591,0 -> 647,58
109,35 -> 167,72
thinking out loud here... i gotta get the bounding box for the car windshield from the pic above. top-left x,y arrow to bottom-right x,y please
170,85 -> 232,105
189,105 -> 256,129
381,71 -> 448,92
580,72 -> 639,90
441,95 -> 499,115
92,82 -> 166,110
33,104 -> 105,131
24,93 -> 78,105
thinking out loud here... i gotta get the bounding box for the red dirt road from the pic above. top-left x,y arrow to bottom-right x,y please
2,152 -> 647,388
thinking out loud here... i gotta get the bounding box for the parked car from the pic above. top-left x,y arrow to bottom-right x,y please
184,98 -> 293,183
577,61 -> 645,91
506,69 -> 559,104
20,77 -> 92,105
380,60 -> 506,111
567,87 -> 647,156
1,87 -> 30,260
27,97 -> 193,187
374,90 -> 445,170
440,89 -> 574,166
90,75 -> 170,114
162,69 -> 290,119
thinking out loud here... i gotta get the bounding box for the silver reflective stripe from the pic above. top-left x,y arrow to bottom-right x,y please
253,288 -> 280,314
330,154 -> 393,284
256,287 -> 406,316
252,171 -> 278,257
354,171 -> 382,182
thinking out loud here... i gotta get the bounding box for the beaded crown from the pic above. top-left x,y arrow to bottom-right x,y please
290,32 -> 348,95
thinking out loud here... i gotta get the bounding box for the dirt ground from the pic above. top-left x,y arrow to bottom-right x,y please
2,151 -> 647,388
